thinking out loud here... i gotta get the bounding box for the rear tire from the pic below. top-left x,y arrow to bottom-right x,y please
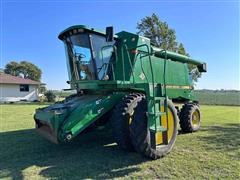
129,98 -> 178,159
110,93 -> 144,151
179,103 -> 201,133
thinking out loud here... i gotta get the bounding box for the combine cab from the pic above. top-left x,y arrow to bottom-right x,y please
34,25 -> 206,159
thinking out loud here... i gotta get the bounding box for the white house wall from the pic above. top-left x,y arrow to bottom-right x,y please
0,84 -> 39,102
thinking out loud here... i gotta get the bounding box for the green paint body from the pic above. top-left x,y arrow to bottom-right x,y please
34,25 -> 206,143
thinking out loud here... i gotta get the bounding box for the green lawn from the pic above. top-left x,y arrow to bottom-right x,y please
0,104 -> 239,179
194,90 -> 240,106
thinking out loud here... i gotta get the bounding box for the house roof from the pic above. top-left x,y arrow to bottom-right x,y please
0,73 -> 40,85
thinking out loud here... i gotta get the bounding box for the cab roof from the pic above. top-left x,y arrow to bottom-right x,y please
58,25 -> 117,40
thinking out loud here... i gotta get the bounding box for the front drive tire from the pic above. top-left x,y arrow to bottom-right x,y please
110,93 -> 144,151
129,98 -> 179,159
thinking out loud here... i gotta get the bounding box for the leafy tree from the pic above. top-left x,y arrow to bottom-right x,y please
4,61 -> 42,81
18,61 -> 42,81
137,13 -> 180,53
177,43 -> 188,56
137,13 -> 201,81
4,61 -> 21,76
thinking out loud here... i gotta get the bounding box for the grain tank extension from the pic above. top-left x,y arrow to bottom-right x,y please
34,25 -> 207,159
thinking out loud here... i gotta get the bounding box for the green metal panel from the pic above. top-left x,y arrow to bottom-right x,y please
35,92 -> 126,143
60,93 -> 125,140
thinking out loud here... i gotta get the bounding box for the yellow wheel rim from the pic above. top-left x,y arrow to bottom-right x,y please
191,110 -> 200,127
129,110 -> 134,125
155,106 -> 175,145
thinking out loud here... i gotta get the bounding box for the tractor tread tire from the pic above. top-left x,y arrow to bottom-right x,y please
110,93 -> 144,151
129,98 -> 178,159
179,103 -> 201,133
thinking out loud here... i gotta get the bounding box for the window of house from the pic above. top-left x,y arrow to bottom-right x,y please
20,84 -> 29,92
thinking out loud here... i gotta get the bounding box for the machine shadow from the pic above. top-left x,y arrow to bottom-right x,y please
198,123 -> 240,152
0,127 -> 146,180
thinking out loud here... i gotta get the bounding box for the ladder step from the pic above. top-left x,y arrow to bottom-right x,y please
149,97 -> 166,101
150,126 -> 167,132
148,112 -> 166,116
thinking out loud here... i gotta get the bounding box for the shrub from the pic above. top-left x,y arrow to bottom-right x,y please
44,90 -> 56,102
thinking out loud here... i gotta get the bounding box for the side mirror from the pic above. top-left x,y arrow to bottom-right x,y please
106,26 -> 114,42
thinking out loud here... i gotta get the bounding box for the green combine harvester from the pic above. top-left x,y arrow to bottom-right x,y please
34,25 -> 207,159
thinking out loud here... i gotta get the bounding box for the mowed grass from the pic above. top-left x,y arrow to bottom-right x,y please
0,104 -> 239,179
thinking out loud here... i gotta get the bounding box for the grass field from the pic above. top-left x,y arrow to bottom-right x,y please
194,90 -> 240,106
0,104 -> 239,179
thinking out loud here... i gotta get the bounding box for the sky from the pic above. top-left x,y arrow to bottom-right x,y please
0,0 -> 239,90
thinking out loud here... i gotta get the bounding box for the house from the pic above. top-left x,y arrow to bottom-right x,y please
0,71 -> 40,102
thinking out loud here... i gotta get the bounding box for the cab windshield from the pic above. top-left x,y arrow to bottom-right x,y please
64,33 -> 115,81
